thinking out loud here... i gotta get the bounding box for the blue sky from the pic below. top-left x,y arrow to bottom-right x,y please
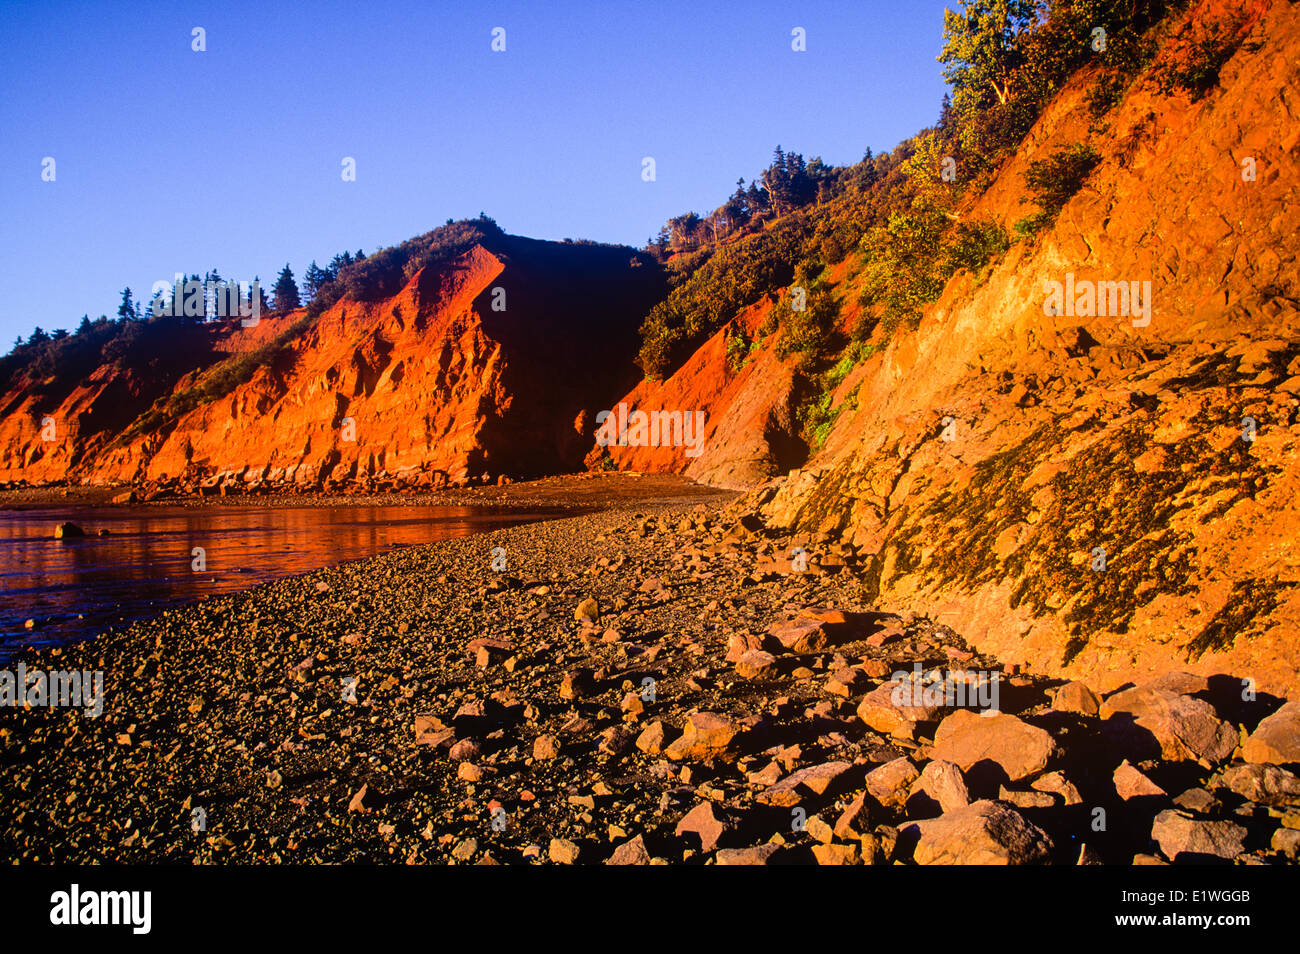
0,0 -> 954,343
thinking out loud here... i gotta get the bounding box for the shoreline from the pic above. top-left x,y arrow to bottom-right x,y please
2,486 -> 1296,865
0,472 -> 737,512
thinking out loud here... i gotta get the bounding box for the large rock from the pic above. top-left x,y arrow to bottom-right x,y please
663,712 -> 740,761
1218,762 -> 1300,807
734,650 -> 778,679
574,598 -> 600,623
1100,685 -> 1237,765
606,835 -> 651,865
548,838 -> 581,864
675,802 -> 727,852
1113,760 -> 1167,801
1150,810 -> 1246,862
857,681 -> 947,739
765,617 -> 832,654
716,843 -> 779,865
904,800 -> 1053,865
811,843 -> 860,865
757,761 -> 852,807
919,759 -> 972,813
931,710 -> 1056,782
1243,701 -> 1300,766
1052,681 -> 1101,716
865,757 -> 919,810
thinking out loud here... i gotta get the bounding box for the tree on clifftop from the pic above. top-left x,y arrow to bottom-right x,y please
117,287 -> 138,322
761,146 -> 815,216
272,264 -> 301,313
303,261 -> 329,303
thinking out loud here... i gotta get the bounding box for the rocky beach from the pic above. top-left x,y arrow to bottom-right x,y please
4,0 -> 1300,887
3,476 -> 1297,866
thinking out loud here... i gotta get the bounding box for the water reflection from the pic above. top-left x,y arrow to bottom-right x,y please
0,504 -> 568,658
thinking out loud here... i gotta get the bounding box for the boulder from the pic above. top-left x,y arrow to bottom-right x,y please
716,843 -> 779,865
1150,810 -> 1246,862
1100,686 -> 1237,765
865,757 -> 919,810
904,800 -> 1053,865
1031,770 -> 1083,806
757,761 -> 852,807
766,617 -> 831,654
531,734 -> 561,761
574,598 -> 600,623
635,720 -> 666,755
931,710 -> 1056,782
857,681 -> 947,739
548,838 -> 580,864
811,843 -> 860,865
675,802 -> 727,852
918,759 -> 971,813
1113,760 -> 1168,800
735,650 -> 778,679
834,793 -> 872,840
663,712 -> 740,761
1218,762 -> 1300,807
1243,701 -> 1300,766
1052,681 -> 1101,716
606,835 -> 651,865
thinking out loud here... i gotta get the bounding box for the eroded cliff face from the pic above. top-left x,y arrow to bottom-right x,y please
584,299 -> 810,490
0,237 -> 661,492
3,0 -> 1296,695
744,0 -> 1300,694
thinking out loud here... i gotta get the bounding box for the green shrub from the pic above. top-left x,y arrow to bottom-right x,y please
944,220 -> 1010,275
858,204 -> 950,337
1013,210 -> 1054,239
1154,14 -> 1248,100
725,330 -> 750,374
798,379 -> 861,450
1015,142 -> 1101,235
112,312 -> 317,447
1085,71 -> 1128,118
637,216 -> 808,379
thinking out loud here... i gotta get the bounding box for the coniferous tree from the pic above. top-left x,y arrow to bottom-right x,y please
117,288 -> 137,322
272,264 -> 301,313
762,146 -> 815,215
303,261 -> 329,303
328,251 -> 353,277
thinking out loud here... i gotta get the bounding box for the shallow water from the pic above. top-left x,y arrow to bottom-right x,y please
0,503 -> 567,659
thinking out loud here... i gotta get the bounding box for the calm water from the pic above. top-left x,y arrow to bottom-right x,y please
0,503 -> 567,659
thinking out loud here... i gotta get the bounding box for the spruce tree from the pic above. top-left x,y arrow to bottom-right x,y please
273,264 -> 301,313
303,261 -> 331,303
117,288 -> 137,322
